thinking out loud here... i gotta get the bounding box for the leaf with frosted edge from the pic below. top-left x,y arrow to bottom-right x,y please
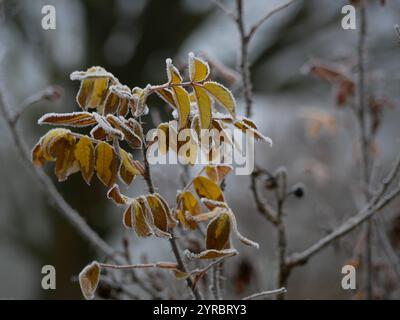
137,196 -> 171,239
177,191 -> 201,230
165,58 -> 182,84
154,193 -> 178,227
234,119 -> 273,146
31,143 -> 46,167
95,142 -> 118,187
193,85 -> 212,129
93,113 -> 124,139
123,204 -> 134,228
74,136 -> 95,185
188,52 -> 210,83
133,85 -> 150,117
38,112 -> 97,127
79,261 -> 101,300
185,248 -> 238,260
146,194 -> 169,233
103,91 -> 120,115
107,184 -> 129,205
171,86 -> 190,129
90,125 -> 107,141
206,212 -> 231,250
205,164 -> 232,183
132,198 -> 154,237
39,128 -> 72,160
193,176 -> 224,204
54,135 -> 78,182
120,149 -> 143,177
156,88 -> 176,109
106,115 -> 142,149
203,81 -> 236,118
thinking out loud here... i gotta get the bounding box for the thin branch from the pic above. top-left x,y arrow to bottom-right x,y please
285,179 -> 400,268
247,0 -> 299,40
0,90 -> 115,258
99,262 -> 178,270
211,0 -> 236,21
242,287 -> 287,300
236,0 -> 253,118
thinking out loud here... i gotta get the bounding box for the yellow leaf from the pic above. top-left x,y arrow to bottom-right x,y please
53,135 -> 77,182
95,142 -> 118,187
156,88 -> 176,109
38,112 -> 96,127
188,52 -> 210,83
206,212 -> 231,250
171,86 -> 190,129
132,199 -> 154,237
39,128 -> 72,160
103,91 -> 120,115
107,184 -> 129,205
31,143 -> 46,166
205,164 -> 232,183
90,125 -> 107,141
203,81 -> 236,117
123,204 -> 134,228
177,191 -> 201,230
193,176 -> 224,202
119,163 -> 136,186
74,136 -> 95,185
120,149 -> 142,176
193,85 -> 212,129
76,79 -> 94,110
106,115 -> 142,149
79,261 -> 100,300
146,194 -> 168,232
166,58 -> 182,84
137,196 -> 170,239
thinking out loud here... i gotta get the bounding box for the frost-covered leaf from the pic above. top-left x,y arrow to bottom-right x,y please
38,112 -> 97,127
106,115 -> 142,149
203,81 -> 236,118
95,142 -> 118,187
234,119 -> 272,145
31,143 -> 46,167
166,58 -> 182,84
193,85 -> 212,129
156,88 -> 176,109
131,199 -> 154,237
54,135 -> 77,182
90,125 -> 107,141
171,86 -> 190,129
206,212 -> 231,250
188,52 -> 210,83
205,164 -> 232,183
107,184 -> 129,205
193,176 -> 224,203
177,191 -> 201,230
39,128 -> 72,161
185,248 -> 238,260
79,261 -> 100,300
146,194 -> 169,233
137,196 -> 171,239
120,149 -> 143,176
154,193 -> 178,228
74,136 -> 95,185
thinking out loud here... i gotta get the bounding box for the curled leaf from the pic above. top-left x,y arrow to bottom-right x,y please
193,176 -> 224,203
107,184 -> 129,205
185,248 -> 238,260
79,261 -> 101,300
166,58 -> 182,84
188,52 -> 210,83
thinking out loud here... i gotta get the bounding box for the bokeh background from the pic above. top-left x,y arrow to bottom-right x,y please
0,0 -> 400,299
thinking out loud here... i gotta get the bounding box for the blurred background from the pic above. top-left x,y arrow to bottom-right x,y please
0,0 -> 400,299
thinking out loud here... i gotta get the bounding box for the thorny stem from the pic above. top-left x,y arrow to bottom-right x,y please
140,135 -> 203,300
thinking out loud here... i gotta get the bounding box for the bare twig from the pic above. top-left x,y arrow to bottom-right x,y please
286,179 -> 400,268
99,262 -> 179,270
247,0 -> 299,40
212,0 -> 236,21
242,287 -> 287,300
